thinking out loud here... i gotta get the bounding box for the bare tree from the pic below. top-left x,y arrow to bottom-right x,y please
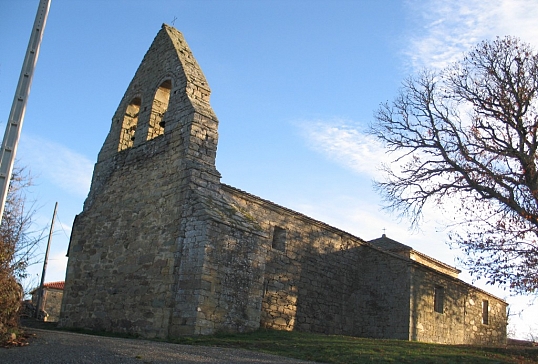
0,167 -> 42,342
370,36 -> 538,293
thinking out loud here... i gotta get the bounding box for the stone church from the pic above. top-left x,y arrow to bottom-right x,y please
59,24 -> 507,345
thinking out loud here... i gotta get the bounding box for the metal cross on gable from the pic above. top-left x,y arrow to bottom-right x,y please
172,16 -> 177,26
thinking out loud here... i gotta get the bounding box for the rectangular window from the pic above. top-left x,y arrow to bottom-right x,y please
271,226 -> 286,252
434,286 -> 444,314
482,300 -> 489,325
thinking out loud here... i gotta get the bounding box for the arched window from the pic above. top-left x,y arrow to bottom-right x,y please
118,97 -> 141,151
147,80 -> 171,140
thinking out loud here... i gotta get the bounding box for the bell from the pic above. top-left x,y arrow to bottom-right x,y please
159,121 -> 166,128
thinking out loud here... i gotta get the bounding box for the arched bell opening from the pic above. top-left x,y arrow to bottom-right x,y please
147,79 -> 172,140
118,97 -> 141,151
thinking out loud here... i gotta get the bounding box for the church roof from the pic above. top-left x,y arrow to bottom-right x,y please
368,234 -> 413,252
368,234 -> 461,278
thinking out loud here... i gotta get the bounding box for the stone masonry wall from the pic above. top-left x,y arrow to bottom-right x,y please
410,265 -> 507,345
201,220 -> 266,333
221,185 -> 412,339
165,184 -> 270,335
60,134 -> 184,338
43,289 -> 63,322
351,246 -> 411,340
463,289 -> 507,345
220,185 -> 506,344
32,288 -> 63,322
410,266 -> 465,344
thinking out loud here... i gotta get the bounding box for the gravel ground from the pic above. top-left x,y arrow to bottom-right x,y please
0,329 -> 318,364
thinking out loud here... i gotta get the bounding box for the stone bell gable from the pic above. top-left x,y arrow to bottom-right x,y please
86,24 -> 220,209
60,24 -> 265,338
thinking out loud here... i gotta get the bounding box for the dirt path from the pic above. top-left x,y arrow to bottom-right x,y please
0,328 -> 317,364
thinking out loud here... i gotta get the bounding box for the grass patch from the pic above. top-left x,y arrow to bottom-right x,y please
169,329 -> 538,364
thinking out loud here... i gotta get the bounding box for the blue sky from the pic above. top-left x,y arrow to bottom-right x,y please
1,0 -> 537,339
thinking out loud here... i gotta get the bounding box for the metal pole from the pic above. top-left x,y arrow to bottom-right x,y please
0,0 -> 51,222
35,201 -> 57,319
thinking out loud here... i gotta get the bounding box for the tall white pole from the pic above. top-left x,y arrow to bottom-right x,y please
0,0 -> 51,222
35,201 -> 57,319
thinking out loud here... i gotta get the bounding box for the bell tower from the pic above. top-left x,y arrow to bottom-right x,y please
60,24 -> 225,337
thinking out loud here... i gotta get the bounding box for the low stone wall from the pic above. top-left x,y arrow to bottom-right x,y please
43,289 -> 64,322
32,288 -> 64,322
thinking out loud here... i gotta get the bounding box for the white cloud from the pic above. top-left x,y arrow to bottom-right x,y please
296,120 -> 389,179
18,134 -> 93,197
405,0 -> 538,71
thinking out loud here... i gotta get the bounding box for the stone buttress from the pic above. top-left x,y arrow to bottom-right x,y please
59,24 -> 266,337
